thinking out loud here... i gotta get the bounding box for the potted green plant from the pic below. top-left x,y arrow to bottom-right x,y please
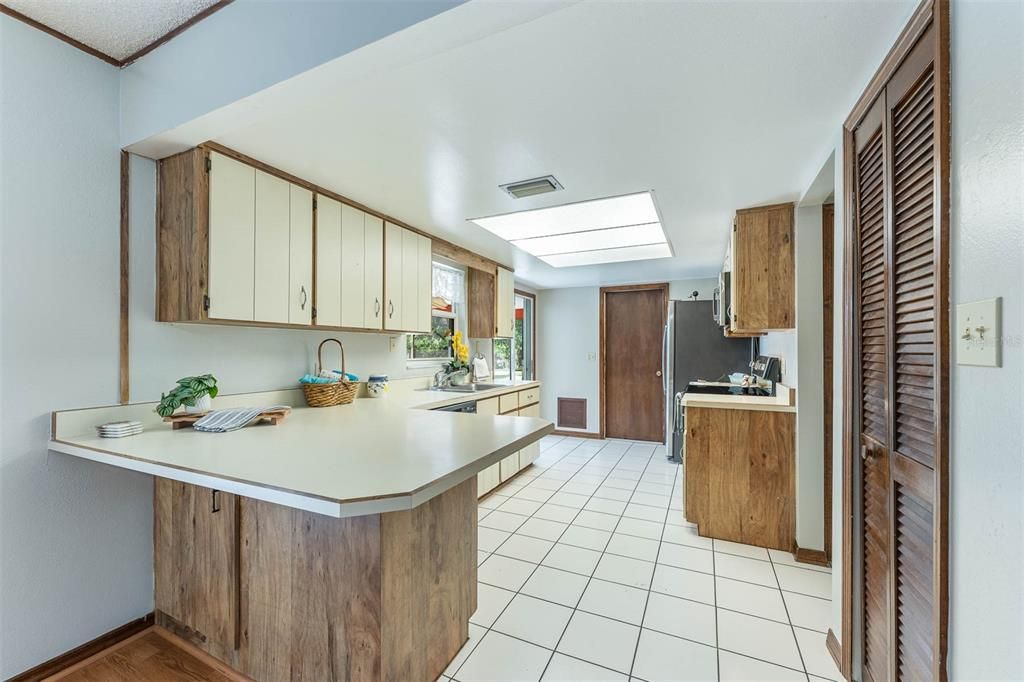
156,374 -> 219,418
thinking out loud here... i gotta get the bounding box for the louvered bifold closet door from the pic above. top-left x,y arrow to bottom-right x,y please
853,95 -> 890,682
885,25 -> 940,681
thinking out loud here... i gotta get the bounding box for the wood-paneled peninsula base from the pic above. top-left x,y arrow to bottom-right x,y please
155,476 -> 477,681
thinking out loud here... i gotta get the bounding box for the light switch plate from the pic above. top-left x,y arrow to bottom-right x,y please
956,297 -> 1001,367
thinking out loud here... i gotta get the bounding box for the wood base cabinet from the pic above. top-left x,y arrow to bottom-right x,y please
684,407 -> 795,551
154,477 -> 477,681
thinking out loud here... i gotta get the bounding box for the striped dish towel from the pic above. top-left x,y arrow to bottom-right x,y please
193,406 -> 290,433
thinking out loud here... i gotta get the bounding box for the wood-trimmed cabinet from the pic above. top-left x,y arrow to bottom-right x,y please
729,202 -> 795,333
315,197 -> 385,329
157,147 -> 435,334
475,386 -> 541,498
384,222 -> 431,333
495,266 -> 515,338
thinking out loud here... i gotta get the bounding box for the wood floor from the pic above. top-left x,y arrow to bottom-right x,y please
47,628 -> 249,681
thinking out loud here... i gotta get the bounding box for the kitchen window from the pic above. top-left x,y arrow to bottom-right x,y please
493,291 -> 536,381
407,262 -> 465,363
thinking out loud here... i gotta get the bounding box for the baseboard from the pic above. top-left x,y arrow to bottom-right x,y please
6,612 -> 154,681
550,429 -> 603,439
826,628 -> 843,678
793,545 -> 831,567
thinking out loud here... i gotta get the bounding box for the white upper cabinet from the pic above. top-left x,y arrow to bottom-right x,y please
384,222 -> 432,332
254,170 -> 290,324
288,185 -> 313,325
340,204 -> 365,328
208,152 -> 256,321
495,266 -> 515,338
315,195 -> 343,327
417,234 -> 432,333
384,222 -> 404,331
363,215 -> 384,329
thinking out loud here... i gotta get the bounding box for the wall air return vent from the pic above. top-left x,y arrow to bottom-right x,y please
500,175 -> 563,199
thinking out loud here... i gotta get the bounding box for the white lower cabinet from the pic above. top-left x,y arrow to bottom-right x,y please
518,402 -> 541,467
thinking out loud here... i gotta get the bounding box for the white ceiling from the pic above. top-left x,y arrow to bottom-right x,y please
129,0 -> 915,289
5,0 -> 221,60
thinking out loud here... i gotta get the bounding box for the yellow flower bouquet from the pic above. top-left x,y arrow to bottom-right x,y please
444,330 -> 471,380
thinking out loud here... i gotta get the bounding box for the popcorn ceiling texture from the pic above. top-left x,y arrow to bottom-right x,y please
4,0 -> 222,60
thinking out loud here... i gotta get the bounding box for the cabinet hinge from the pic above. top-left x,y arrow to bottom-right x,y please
203,294 -> 210,312
205,156 -> 212,173
311,306 -> 317,320
313,197 -> 318,210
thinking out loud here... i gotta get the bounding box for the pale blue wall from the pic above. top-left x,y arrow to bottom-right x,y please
0,16 -> 153,678
119,0 -> 463,147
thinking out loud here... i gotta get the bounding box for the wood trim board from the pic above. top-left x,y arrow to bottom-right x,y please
550,429 -> 603,440
826,628 -> 843,675
5,613 -> 154,681
822,202 -> 834,562
119,150 -> 130,404
0,1 -> 233,68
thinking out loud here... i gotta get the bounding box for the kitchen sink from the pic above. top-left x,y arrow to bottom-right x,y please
430,383 -> 506,393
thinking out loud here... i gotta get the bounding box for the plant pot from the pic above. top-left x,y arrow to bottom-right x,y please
450,370 -> 471,386
184,394 -> 212,414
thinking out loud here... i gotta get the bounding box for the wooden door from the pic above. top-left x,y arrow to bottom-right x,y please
340,204 -> 365,328
601,284 -> 667,442
315,195 -> 342,327
207,152 -> 255,321
254,170 -> 290,323
845,8 -> 948,679
288,185 -> 313,325
363,214 -> 384,329
384,222 -> 404,330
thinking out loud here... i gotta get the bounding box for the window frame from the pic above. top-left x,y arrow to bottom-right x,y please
406,261 -> 466,368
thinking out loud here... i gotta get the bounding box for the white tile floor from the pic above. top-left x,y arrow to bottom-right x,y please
441,435 -> 842,682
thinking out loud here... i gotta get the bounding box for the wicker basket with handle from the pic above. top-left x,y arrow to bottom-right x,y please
302,338 -> 358,407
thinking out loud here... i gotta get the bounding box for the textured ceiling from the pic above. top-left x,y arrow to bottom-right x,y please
129,0 -> 916,289
4,0 -> 222,60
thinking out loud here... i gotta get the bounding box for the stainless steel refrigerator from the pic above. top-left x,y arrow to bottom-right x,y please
662,300 -> 753,462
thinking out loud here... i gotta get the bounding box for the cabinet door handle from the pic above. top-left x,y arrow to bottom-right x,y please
388,300 -> 394,318
656,370 -> 662,377
300,285 -> 308,311
375,298 -> 381,317
211,489 -> 221,513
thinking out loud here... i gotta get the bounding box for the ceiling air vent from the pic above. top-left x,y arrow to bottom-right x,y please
500,175 -> 563,199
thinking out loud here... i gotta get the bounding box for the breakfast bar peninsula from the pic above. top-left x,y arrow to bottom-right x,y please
49,385 -> 551,681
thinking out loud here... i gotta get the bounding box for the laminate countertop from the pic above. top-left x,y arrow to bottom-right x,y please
48,381 -> 549,517
681,384 -> 796,413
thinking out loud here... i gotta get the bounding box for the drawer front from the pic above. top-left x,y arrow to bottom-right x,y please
518,386 -> 540,407
477,397 -> 500,417
498,392 -> 519,414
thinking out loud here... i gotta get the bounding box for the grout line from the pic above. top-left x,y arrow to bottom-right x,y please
768,544 -> 810,678
453,436 -> 607,679
455,435 -> 829,682
537,440 -> 653,680
626,442 -> 679,680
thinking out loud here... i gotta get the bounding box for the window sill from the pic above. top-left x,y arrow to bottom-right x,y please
406,358 -> 451,370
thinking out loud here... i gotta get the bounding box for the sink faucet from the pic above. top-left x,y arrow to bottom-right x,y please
433,369 -> 456,389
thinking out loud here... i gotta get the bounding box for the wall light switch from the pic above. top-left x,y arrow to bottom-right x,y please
956,297 -> 1001,367
587,352 -> 597,361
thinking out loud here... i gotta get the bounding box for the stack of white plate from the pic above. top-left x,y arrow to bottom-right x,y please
96,420 -> 144,438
